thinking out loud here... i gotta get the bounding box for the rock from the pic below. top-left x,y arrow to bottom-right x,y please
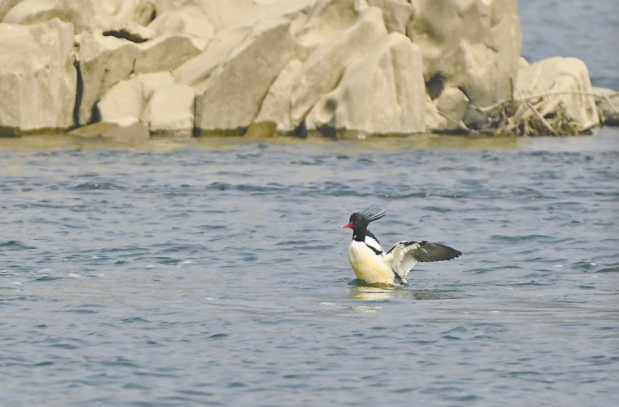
294,0 -> 362,46
305,32 -> 425,137
135,34 -> 203,74
255,59 -> 304,133
245,121 -> 277,138
134,71 -> 175,100
141,84 -> 196,136
173,26 -> 250,89
0,19 -> 76,134
408,0 -> 522,128
592,87 -> 619,126
147,1 -> 214,49
97,79 -> 144,125
77,33 -> 139,126
516,57 -> 599,133
430,87 -> 470,132
69,121 -> 149,138
291,7 -> 389,128
367,0 -> 413,34
194,0 -> 260,32
174,0 -> 313,89
195,17 -> 307,134
2,0 -> 156,33
424,94 -> 445,133
0,0 -> 22,21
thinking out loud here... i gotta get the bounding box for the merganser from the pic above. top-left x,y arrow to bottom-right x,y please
341,208 -> 462,285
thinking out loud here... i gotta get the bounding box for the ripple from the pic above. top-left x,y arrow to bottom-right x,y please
71,182 -> 127,191
0,241 -> 36,251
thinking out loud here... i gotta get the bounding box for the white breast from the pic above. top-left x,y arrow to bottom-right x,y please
347,240 -> 394,285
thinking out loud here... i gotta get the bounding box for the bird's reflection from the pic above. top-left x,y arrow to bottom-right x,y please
349,280 -> 460,301
349,284 -> 395,301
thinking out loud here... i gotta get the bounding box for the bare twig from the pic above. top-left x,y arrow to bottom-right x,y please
515,88 -> 557,135
436,109 -> 470,132
471,90 -> 619,114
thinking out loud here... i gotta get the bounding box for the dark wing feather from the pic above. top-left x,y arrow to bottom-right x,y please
405,241 -> 462,262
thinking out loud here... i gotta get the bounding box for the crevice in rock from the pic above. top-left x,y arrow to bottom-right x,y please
72,60 -> 84,128
192,95 -> 200,137
89,104 -> 101,125
103,29 -> 149,44
426,73 -> 445,100
292,120 -> 307,137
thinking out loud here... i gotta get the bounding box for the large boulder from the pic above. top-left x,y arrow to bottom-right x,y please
305,32 -> 425,136
134,34 -> 204,74
77,33 -> 139,126
255,59 -> 305,133
194,17 -> 307,134
366,0 -> 413,34
96,70 -> 177,129
294,0 -> 362,46
0,19 -> 76,135
97,79 -> 144,125
291,7 -> 389,128
141,84 -> 196,136
147,2 -> 215,50
0,0 -> 21,21
2,0 -> 156,33
408,0 -> 522,128
425,86 -> 470,132
516,57 -> 599,133
593,87 -> 619,126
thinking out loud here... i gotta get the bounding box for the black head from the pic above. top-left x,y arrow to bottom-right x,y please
341,208 -> 385,231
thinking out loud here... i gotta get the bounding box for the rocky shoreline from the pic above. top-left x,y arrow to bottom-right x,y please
0,0 -> 617,138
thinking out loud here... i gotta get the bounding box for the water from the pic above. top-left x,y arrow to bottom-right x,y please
520,0 -> 619,90
2,2 -> 619,406
1,129 -> 618,406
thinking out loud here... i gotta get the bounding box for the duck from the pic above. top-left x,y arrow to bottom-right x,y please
341,208 -> 462,285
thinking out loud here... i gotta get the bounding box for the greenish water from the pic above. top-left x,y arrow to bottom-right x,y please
1,129 -> 618,406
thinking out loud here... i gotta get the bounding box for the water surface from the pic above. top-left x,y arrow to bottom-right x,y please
1,130 -> 618,406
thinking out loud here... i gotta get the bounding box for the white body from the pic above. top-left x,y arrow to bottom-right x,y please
347,235 -> 419,285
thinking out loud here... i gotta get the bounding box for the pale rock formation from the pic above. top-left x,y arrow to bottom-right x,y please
77,33 -> 139,126
141,84 -> 196,136
294,0 -> 363,46
424,95 -> 445,133
173,26 -> 250,89
2,0 -> 156,33
516,57 -> 599,132
135,71 -> 175,100
0,0 -> 22,21
0,19 -> 76,135
305,32 -> 425,136
69,121 -> 150,138
78,30 -> 201,125
97,79 -> 144,125
429,87 -> 470,132
134,34 -> 203,74
592,87 -> 619,126
291,7 -> 388,127
195,17 -> 308,134
366,0 -> 413,34
409,0 -> 522,127
255,59 -> 305,133
147,2 -> 215,49
193,0 -> 260,32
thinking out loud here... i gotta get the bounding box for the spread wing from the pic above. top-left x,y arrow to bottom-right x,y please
386,241 -> 462,283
